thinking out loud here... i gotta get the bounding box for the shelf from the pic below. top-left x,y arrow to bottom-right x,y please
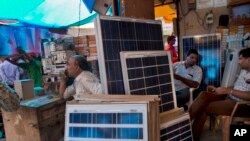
228,0 -> 250,7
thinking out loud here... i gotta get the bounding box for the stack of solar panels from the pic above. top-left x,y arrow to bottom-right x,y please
64,95 -> 160,141
94,15 -> 193,141
120,51 -> 177,113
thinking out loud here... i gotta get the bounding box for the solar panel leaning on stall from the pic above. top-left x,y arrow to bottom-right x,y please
120,51 -> 177,113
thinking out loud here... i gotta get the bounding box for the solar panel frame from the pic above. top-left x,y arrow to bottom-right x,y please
65,103 -> 149,141
95,16 -> 164,94
120,51 -> 177,112
160,113 -> 193,141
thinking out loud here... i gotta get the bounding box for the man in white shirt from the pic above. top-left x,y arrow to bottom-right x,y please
59,55 -> 103,99
189,48 -> 250,141
173,49 -> 202,108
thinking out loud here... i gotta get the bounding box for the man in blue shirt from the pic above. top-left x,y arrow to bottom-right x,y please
0,57 -> 20,87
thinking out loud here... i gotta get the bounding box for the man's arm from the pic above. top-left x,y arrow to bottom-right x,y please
174,74 -> 200,88
59,70 -> 75,99
59,81 -> 67,98
231,89 -> 250,101
59,70 -> 68,98
215,87 -> 250,101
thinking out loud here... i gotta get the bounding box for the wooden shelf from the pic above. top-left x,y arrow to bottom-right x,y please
228,0 -> 250,7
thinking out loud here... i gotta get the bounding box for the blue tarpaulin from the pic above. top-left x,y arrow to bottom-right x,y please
0,0 -> 98,28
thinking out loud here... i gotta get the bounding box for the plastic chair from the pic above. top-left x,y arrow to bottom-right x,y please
187,87 -> 199,107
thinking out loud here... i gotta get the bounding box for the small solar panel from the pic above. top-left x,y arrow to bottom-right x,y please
182,34 -> 221,89
160,113 -> 193,141
95,16 -> 164,94
65,103 -> 148,141
120,51 -> 177,113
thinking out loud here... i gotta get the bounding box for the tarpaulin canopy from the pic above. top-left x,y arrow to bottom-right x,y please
0,0 -> 98,28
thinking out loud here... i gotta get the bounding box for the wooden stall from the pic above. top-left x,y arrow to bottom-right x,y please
1,95 -> 65,141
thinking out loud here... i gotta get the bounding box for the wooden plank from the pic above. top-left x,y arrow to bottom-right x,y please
75,94 -> 160,102
160,108 -> 185,124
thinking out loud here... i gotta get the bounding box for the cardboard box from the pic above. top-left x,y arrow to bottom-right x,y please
14,79 -> 34,100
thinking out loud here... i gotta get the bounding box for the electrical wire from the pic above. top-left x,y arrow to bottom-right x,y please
179,1 -> 214,32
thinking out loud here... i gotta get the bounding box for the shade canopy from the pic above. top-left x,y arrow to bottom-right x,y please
0,0 -> 98,28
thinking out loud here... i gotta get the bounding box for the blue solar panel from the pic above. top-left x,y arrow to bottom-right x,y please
120,51 -> 177,113
69,113 -> 143,124
182,34 -> 221,89
95,16 -> 164,94
65,104 -> 148,141
69,127 -> 143,139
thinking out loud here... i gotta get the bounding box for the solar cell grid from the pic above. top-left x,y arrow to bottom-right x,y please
96,16 -> 164,94
160,114 -> 193,141
120,51 -> 177,113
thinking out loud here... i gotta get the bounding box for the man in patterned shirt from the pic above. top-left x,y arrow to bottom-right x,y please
173,49 -> 202,108
59,55 -> 103,100
189,48 -> 250,141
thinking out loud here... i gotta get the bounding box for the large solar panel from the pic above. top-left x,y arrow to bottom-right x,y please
120,51 -> 177,113
95,16 -> 164,94
65,103 -> 148,141
182,34 -> 221,89
160,113 -> 193,141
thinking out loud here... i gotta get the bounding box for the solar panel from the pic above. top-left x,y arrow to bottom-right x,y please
65,103 -> 149,141
120,51 -> 177,113
160,113 -> 193,141
182,34 -> 221,89
221,48 -> 241,87
95,16 -> 164,94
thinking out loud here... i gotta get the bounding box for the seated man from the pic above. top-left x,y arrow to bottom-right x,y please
189,48 -> 250,141
173,49 -> 202,109
59,55 -> 103,99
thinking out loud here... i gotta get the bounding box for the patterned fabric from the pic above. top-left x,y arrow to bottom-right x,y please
230,69 -> 250,101
173,61 -> 202,91
63,71 -> 102,99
